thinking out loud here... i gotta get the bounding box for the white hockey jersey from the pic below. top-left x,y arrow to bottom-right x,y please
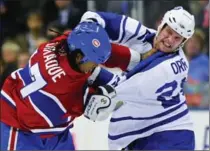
81,11 -> 193,150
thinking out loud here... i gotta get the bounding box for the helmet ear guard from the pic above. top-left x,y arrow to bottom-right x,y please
156,6 -> 195,50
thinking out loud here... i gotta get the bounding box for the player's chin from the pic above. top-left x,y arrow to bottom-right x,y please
159,43 -> 173,53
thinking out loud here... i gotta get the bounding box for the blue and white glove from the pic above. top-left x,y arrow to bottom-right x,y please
84,85 -> 123,122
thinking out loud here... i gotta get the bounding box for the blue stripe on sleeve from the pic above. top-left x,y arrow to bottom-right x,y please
137,29 -> 151,41
119,16 -> 128,43
92,68 -> 114,87
97,12 -> 123,41
125,22 -> 141,43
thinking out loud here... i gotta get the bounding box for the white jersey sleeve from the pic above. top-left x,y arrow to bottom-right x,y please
81,11 -> 156,54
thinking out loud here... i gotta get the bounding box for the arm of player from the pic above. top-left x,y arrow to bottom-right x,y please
87,43 -> 141,88
88,66 -> 126,88
84,64 -> 127,122
104,43 -> 141,71
80,11 -> 156,48
83,48 -> 163,122
83,43 -> 143,121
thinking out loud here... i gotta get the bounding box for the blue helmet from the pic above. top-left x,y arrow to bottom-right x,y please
67,22 -> 111,64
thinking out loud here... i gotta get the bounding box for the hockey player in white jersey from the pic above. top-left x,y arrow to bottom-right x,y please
81,6 -> 196,150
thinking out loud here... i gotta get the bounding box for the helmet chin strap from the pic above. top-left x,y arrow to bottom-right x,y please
174,37 -> 188,52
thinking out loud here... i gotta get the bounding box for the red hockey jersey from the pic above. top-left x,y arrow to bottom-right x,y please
0,34 -> 139,135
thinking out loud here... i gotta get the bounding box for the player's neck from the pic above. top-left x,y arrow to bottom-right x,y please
141,48 -> 157,60
141,36 -> 159,60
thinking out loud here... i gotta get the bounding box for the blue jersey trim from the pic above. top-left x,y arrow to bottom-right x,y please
125,22 -> 141,43
92,68 -> 114,87
19,65 -> 68,126
97,12 -> 123,41
110,102 -> 185,122
119,17 -> 128,43
108,108 -> 188,140
126,51 -> 174,79
0,94 -> 16,109
141,52 -> 179,72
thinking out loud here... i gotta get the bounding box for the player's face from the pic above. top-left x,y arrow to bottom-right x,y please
154,25 -> 185,53
75,53 -> 97,73
79,61 -> 97,74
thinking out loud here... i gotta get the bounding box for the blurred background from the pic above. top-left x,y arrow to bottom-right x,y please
0,0 -> 209,109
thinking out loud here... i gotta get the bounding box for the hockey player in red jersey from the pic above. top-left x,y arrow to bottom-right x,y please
0,22 -> 140,150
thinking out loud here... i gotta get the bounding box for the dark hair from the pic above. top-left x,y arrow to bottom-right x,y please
52,38 -> 84,72
47,28 -> 86,72
47,21 -> 66,33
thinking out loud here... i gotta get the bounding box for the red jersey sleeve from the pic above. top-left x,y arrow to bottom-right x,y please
104,43 -> 141,71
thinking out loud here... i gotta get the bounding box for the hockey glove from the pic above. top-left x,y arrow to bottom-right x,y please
84,85 -> 123,122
